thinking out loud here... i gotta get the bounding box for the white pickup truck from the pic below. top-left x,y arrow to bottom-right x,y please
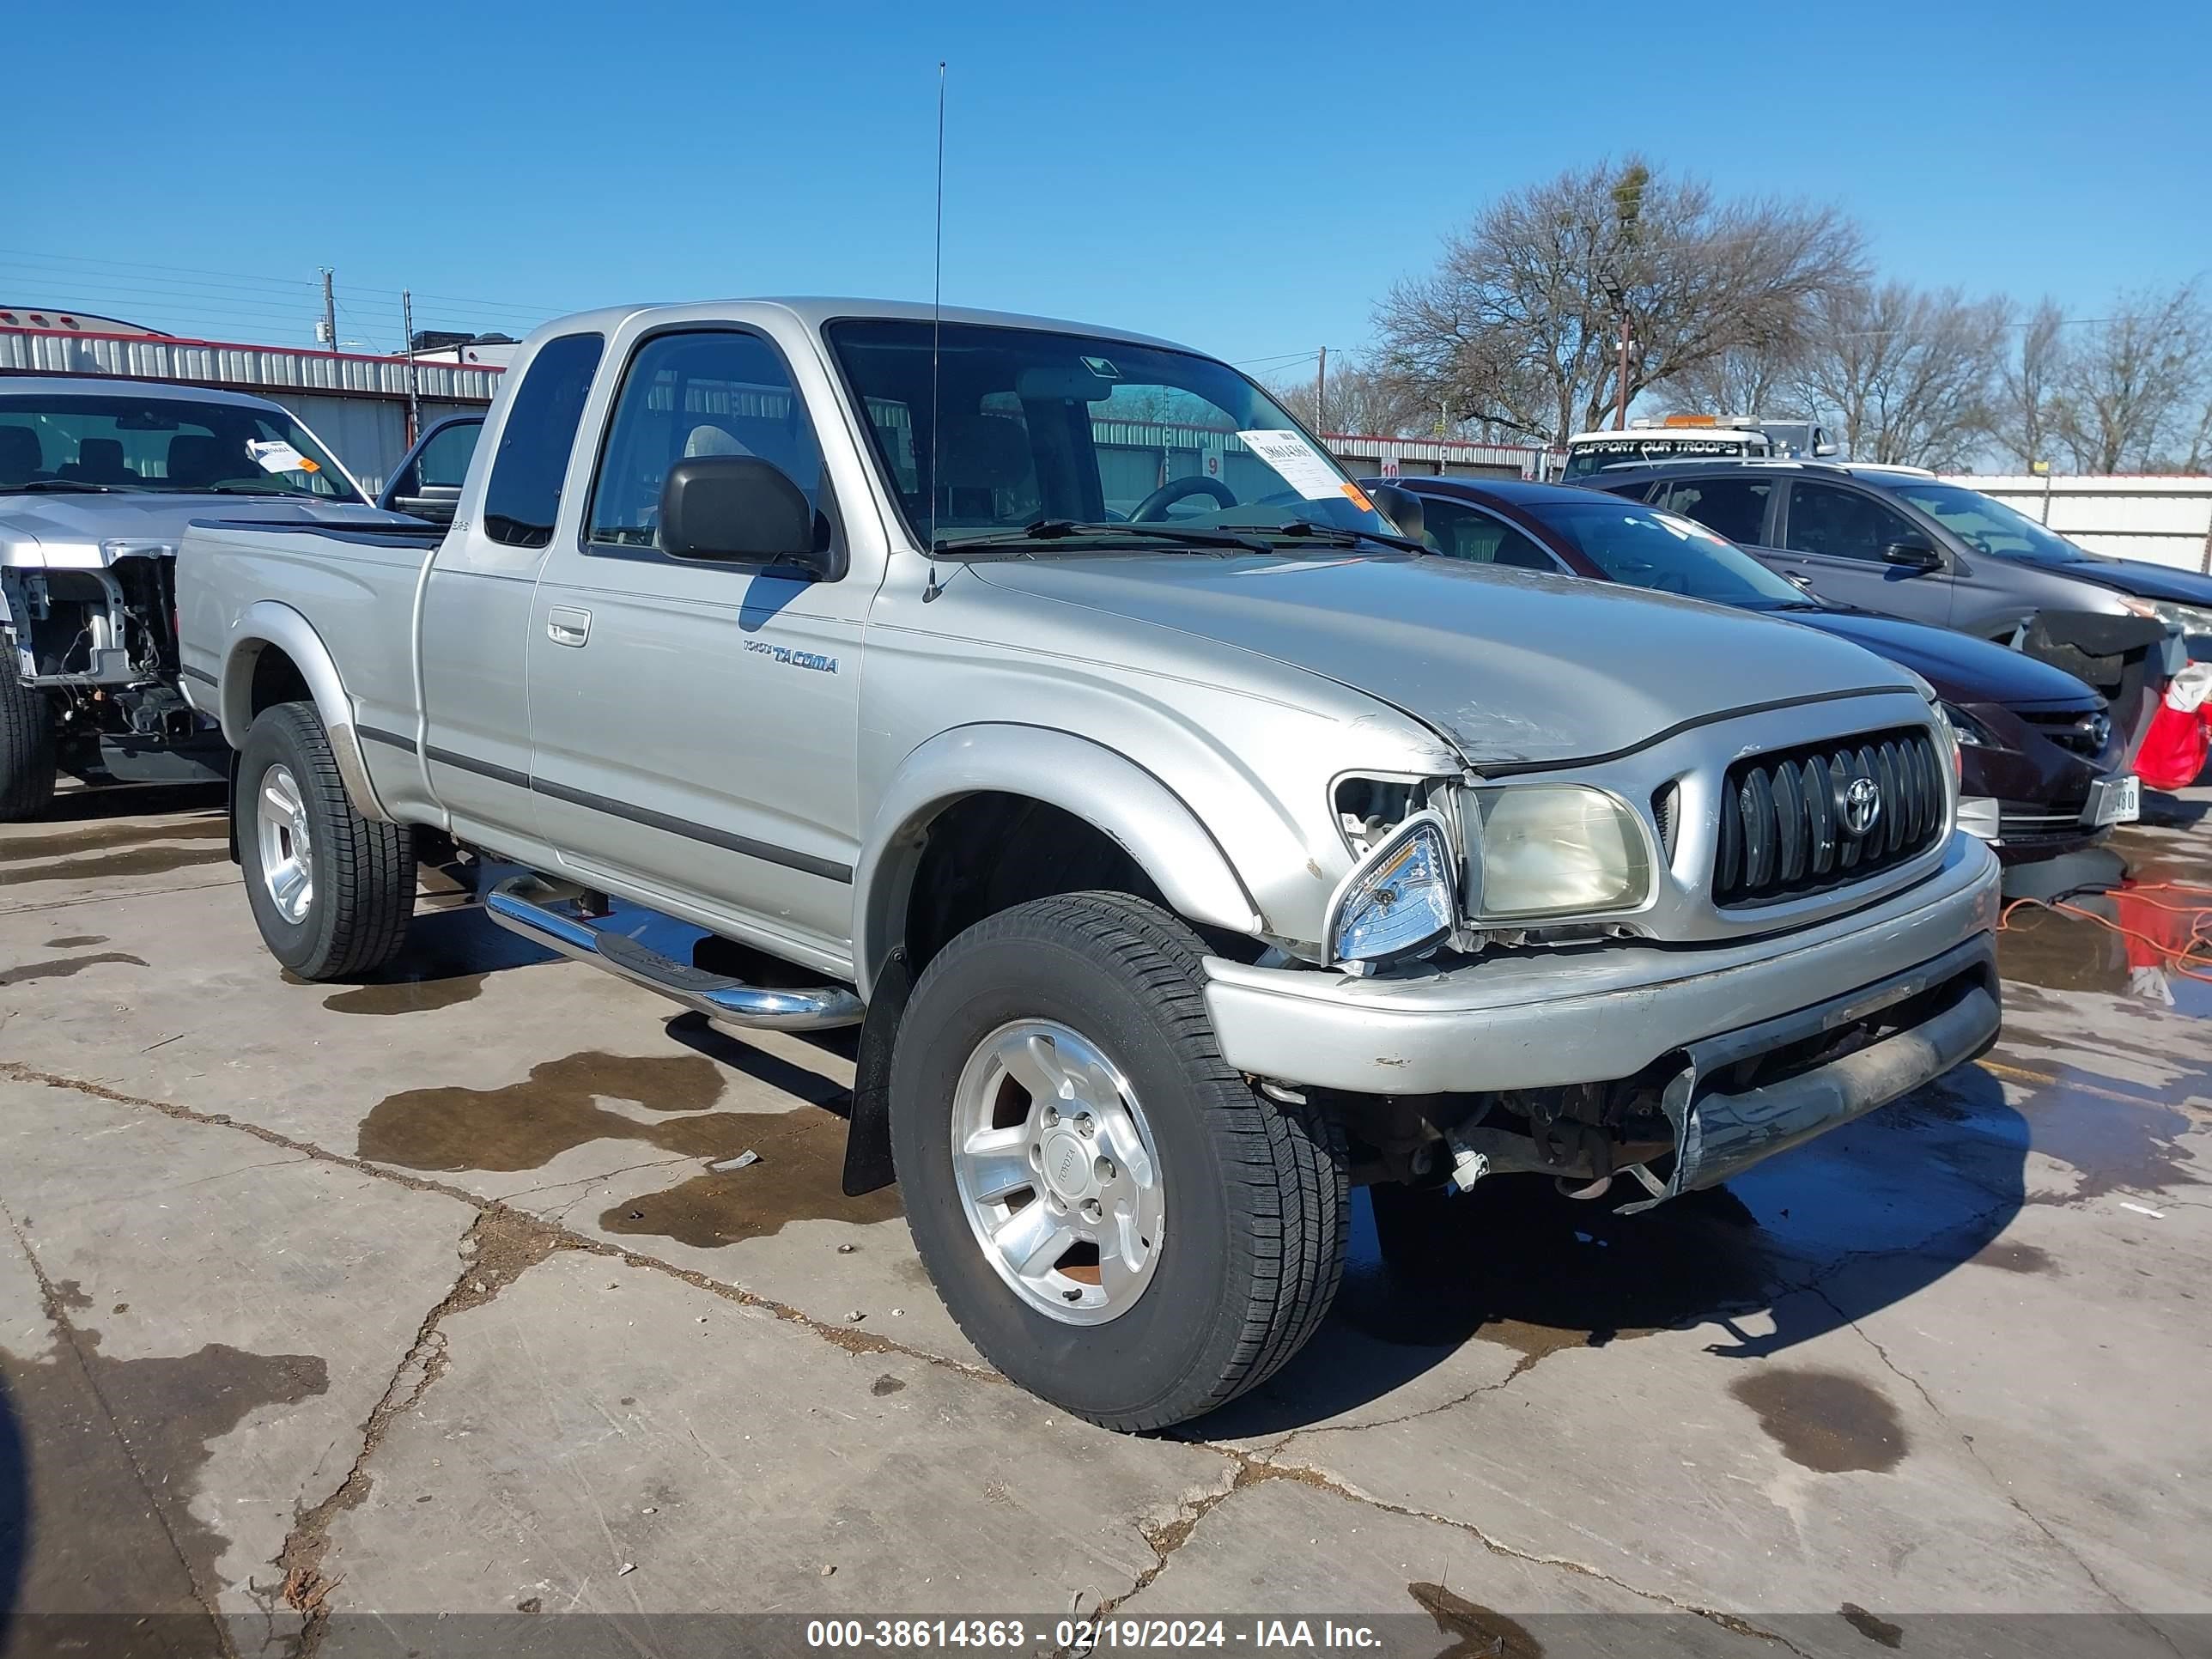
177,298 -> 2001,1429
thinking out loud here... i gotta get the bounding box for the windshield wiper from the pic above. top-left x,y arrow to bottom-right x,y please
933,520 -> 1273,556
1225,520 -> 1431,556
4,478 -> 121,494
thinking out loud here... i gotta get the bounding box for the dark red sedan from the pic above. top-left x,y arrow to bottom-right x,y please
1366,476 -> 2138,866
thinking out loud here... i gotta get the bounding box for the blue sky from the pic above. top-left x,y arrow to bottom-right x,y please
11,0 -> 2209,383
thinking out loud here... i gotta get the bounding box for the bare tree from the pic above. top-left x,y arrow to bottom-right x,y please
1270,357 -> 1435,437
1790,282 -> 2006,469
1374,158 -> 1864,446
1666,341 -> 1806,422
1990,298 -> 2066,470
2049,283 -> 2210,472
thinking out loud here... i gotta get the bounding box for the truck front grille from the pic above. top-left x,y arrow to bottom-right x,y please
1715,726 -> 1946,907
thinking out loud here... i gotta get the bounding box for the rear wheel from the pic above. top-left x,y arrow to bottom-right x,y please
235,702 -> 414,979
891,892 -> 1348,1431
0,648 -> 57,820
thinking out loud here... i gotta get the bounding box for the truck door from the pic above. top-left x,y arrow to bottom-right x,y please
1771,478 -> 1954,627
413,331 -> 605,845
525,325 -> 865,957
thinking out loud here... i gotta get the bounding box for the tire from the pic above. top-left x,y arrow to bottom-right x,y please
0,647 -> 57,820
890,892 -> 1348,1431
235,702 -> 415,979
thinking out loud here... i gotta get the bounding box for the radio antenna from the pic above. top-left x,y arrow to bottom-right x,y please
922,58 -> 947,601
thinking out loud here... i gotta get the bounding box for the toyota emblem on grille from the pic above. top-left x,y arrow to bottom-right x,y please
1840,775 -> 1882,838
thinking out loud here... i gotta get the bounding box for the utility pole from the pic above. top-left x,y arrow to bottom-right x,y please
319,267 -> 337,353
1315,345 -> 1328,434
1613,307 -> 1632,430
401,289 -> 421,443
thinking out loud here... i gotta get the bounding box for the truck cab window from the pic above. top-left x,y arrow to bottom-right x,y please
586,331 -> 824,551
1653,478 -> 1771,547
482,332 -> 605,548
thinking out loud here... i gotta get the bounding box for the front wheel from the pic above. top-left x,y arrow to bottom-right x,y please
0,647 -> 57,820
890,892 -> 1348,1431
235,702 -> 415,979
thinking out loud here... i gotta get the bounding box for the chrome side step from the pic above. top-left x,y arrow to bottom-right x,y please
483,874 -> 864,1031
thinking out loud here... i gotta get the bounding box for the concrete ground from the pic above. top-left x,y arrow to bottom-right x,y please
1,783 -> 2206,1658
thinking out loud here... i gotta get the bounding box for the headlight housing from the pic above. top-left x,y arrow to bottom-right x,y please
1327,810 -> 1457,969
2153,599 -> 2212,636
1468,784 -> 1652,921
1936,701 -> 1996,748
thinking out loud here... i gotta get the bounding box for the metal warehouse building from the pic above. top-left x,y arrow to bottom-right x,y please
0,309 -> 501,493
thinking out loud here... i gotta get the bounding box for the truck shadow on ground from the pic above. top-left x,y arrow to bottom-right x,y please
1202,1064 -> 2028,1437
13,782 -> 226,828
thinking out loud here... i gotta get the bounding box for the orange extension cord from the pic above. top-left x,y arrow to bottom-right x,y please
1998,879 -> 2212,984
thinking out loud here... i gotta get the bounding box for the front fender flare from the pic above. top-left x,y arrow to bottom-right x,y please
854,724 -> 1264,1000
219,600 -> 392,823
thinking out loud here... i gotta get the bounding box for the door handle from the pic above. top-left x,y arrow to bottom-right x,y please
547,606 -> 592,647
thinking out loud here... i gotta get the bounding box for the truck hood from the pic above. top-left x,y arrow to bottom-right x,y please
0,492 -> 404,561
974,552 -> 1918,769
1786,608 -> 2099,709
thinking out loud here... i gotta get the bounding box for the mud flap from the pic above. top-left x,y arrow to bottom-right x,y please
842,946 -> 912,1196
1620,938 -> 2001,1213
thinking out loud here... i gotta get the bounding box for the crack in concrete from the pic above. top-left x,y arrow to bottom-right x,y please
272,1207 -> 559,1654
1273,1346 -> 1549,1445
1,1198 -> 242,1659
1810,1285 -> 2180,1656
0,872 -> 241,918
1143,1446 -> 1815,1656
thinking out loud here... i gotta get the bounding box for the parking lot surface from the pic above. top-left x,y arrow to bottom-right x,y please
2,784 -> 2206,1658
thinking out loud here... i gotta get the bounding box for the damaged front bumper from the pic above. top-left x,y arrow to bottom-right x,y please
1201,832 -> 2001,1199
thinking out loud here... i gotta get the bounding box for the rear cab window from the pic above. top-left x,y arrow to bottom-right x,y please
482,332 -> 605,548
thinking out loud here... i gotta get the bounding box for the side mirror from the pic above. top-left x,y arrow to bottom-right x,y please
1812,443 -> 1839,458
391,488 -> 459,526
1372,483 -> 1425,543
659,456 -> 831,574
1881,538 -> 1943,572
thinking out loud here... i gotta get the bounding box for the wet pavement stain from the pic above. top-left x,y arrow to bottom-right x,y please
596,1103 -> 902,1248
0,1316 -> 327,1649
1407,1582 -> 1542,1658
1839,1603 -> 1905,1648
1729,1369 -> 1906,1474
1998,900 -> 2212,1018
0,951 -> 149,988
43,934 -> 107,947
1972,1239 -> 2058,1275
318,910 -> 555,1015
871,1374 -> 906,1396
358,1049 -> 902,1245
358,1051 -> 731,1171
3,844 -> 229,884
0,815 -> 227,863
2015,1079 -> 2202,1204
323,973 -> 488,1016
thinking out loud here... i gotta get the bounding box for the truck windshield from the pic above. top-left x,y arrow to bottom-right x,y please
0,392 -> 362,501
824,319 -> 1394,550
1891,481 -> 2092,564
1530,500 -> 1812,606
1559,436 -> 1763,482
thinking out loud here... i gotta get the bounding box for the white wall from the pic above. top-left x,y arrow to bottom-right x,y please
1944,474 -> 2212,571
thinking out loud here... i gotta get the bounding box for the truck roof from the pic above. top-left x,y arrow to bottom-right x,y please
0,374 -> 298,413
515,297 -> 1199,356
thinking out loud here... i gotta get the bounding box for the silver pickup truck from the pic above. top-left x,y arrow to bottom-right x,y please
177,299 -> 2002,1429
1,377 -> 394,817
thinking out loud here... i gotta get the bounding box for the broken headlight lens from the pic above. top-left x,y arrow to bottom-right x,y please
1470,785 -> 1651,921
1328,811 -> 1457,968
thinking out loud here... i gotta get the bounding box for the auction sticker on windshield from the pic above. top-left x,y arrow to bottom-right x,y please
246,438 -> 319,474
1237,428 -> 1362,504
